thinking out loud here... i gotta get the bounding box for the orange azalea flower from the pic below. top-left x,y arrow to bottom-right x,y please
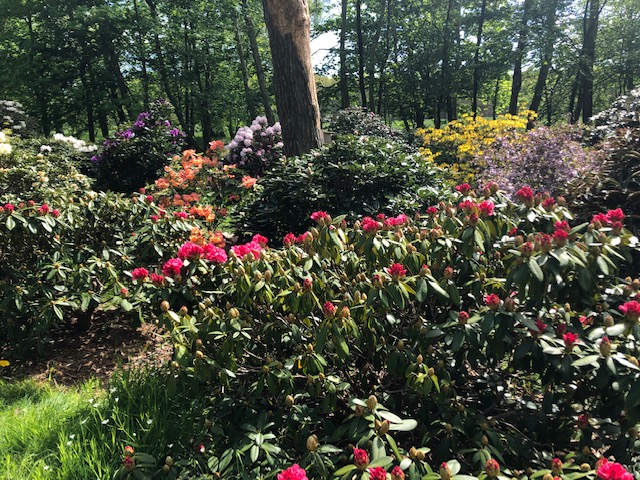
242,176 -> 257,189
210,231 -> 225,247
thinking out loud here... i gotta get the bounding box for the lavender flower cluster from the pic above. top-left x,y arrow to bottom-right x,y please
478,125 -> 603,198
226,116 -> 283,176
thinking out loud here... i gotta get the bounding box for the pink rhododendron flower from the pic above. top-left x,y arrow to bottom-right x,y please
426,206 -> 438,216
577,413 -> 589,429
231,240 -> 263,261
563,332 -> 578,350
323,301 -> 337,318
516,186 -> 534,206
51,209 -> 60,217
455,183 -> 472,194
533,318 -> 547,335
551,458 -> 563,474
376,213 -> 386,221
485,459 -> 500,478
606,208 -> 625,223
553,228 -> 569,245
508,227 -> 518,236
120,287 -> 129,297
178,241 -> 204,261
459,199 -> 476,213
391,466 -> 405,480
150,273 -> 165,285
283,233 -> 296,247
386,263 -> 407,279
162,258 -> 183,277
203,244 -> 227,263
252,234 -> 268,246
384,214 -> 409,228
362,216 -> 380,233
620,301 -> 640,321
303,277 -> 313,290
458,311 -> 470,324
38,204 -> 50,215
353,448 -> 369,470
131,267 -> 149,281
484,294 -> 500,310
369,466 -> 387,480
4,203 -> 15,213
277,464 -> 308,480
555,220 -> 570,232
174,211 -> 188,219
591,213 -> 610,227
150,215 -> 159,222
542,197 -> 555,211
310,211 -> 329,222
596,459 -> 633,480
477,200 -> 494,217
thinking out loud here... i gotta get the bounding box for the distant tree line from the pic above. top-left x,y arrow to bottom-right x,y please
0,0 -> 637,147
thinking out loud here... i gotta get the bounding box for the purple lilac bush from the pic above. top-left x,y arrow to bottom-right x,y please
92,99 -> 185,193
478,125 -> 604,198
226,116 -> 283,176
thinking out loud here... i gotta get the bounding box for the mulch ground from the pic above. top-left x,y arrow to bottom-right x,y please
3,312 -> 173,386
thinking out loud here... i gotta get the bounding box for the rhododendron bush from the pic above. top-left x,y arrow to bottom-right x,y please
122,183 -> 640,473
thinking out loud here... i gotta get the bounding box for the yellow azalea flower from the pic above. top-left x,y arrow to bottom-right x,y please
0,360 -> 9,367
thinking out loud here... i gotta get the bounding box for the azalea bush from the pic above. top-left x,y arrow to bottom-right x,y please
123,182 -> 640,475
91,99 -> 186,193
417,111 -> 535,186
243,135 -> 448,240
226,116 -> 284,177
478,125 -> 604,198
0,100 -> 37,137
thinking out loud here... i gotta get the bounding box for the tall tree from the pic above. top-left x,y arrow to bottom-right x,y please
529,0 -> 561,115
339,0 -> 350,109
242,0 -> 275,124
508,0 -> 533,115
262,0 -> 323,157
472,0 -> 488,119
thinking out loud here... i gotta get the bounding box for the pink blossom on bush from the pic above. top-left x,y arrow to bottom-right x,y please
362,216 -> 380,233
174,211 -> 188,219
162,258 -> 183,277
554,220 -> 570,232
542,197 -> 555,211
426,206 -> 438,216
178,241 -> 204,260
3,203 -> 15,213
353,448 -> 369,470
277,464 -> 308,480
252,234 -> 269,246
485,459 -> 500,478
232,240 -> 263,261
553,228 -> 569,246
620,301 -> 640,321
132,267 -> 149,281
391,466 -> 405,480
150,273 -> 165,285
386,263 -> 407,279
369,466 -> 387,480
310,211 -> 329,224
563,332 -> 578,350
283,233 -> 296,247
607,208 -> 625,223
478,200 -> 494,217
38,203 -> 50,215
484,294 -> 500,310
455,183 -> 472,194
459,199 -> 476,213
516,186 -> 534,206
203,244 -> 228,263
596,459 -> 633,480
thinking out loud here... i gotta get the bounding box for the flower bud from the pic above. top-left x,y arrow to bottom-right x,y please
306,434 -> 319,452
542,474 -> 554,480
165,456 -> 174,467
580,464 -> 591,472
163,464 -> 171,473
367,395 -> 378,410
440,462 -> 452,480
600,336 -> 611,356
285,395 -> 294,408
416,354 -> 423,365
481,435 -> 489,446
178,305 -> 188,316
604,314 -> 614,327
195,350 -> 205,360
160,300 -> 170,312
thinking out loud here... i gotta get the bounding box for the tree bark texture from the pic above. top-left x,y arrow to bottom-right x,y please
508,0 -> 532,115
472,0 -> 487,119
529,0 -> 558,115
339,0 -> 350,109
356,0 -> 367,108
262,0 -> 323,157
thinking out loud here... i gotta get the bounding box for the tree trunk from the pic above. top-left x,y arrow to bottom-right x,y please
243,0 -> 275,124
356,0 -> 367,108
133,0 -> 150,110
437,0 -> 455,127
472,0 -> 488,120
233,8 -> 257,121
579,0 -> 606,123
366,0 -> 385,112
339,0 -> 350,109
508,0 -> 532,115
262,0 -> 323,157
26,14 -> 49,136
529,0 -> 558,114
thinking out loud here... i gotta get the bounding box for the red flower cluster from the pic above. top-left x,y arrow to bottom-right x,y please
362,216 -> 381,233
620,300 -> 640,322
516,186 -> 534,206
323,301 -> 337,318
131,267 -> 149,281
484,294 -> 500,310
277,464 -> 308,480
384,214 -> 409,228
391,466 -> 405,480
386,263 -> 407,280
562,332 -> 578,351
596,459 -> 633,480
477,200 -> 495,217
591,208 -> 625,231
542,197 -> 555,211
231,234 -> 268,261
162,258 -> 184,277
353,448 -> 370,470
283,232 -> 310,247
310,211 -> 330,225
485,459 -> 500,478
426,206 -> 439,216
369,466 -> 387,480
455,183 -> 472,194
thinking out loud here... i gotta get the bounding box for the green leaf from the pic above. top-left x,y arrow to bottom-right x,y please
389,419 -> 417,431
368,456 -> 393,468
378,410 -> 403,423
447,460 -> 461,476
416,278 -> 429,303
428,281 -> 449,299
5,216 -> 15,230
121,299 -> 133,312
528,257 -> 543,281
372,436 -> 386,460
571,355 -> 600,367
333,464 -> 357,476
